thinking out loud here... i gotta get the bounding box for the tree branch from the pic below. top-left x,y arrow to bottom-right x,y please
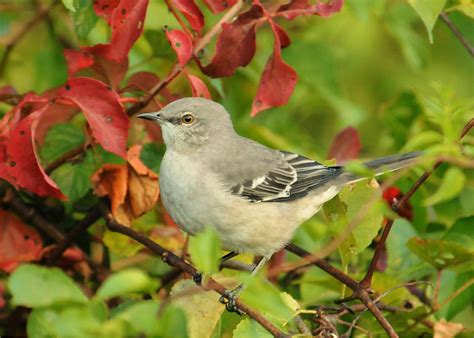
127,0 -> 245,116
98,200 -> 288,338
440,12 -> 474,57
360,118 -> 473,289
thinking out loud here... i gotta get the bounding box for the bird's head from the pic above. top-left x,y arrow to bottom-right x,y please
137,97 -> 234,152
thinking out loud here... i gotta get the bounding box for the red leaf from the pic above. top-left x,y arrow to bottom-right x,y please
202,0 -> 238,14
64,49 -> 94,77
271,22 -> 291,48
0,210 -> 43,272
165,29 -> 193,67
94,0 -> 121,23
276,0 -> 344,20
327,126 -> 361,163
251,22 -> 298,116
6,105 -> 66,199
94,0 -> 149,62
172,0 -> 204,33
65,48 -> 128,89
201,4 -> 264,77
185,73 -> 211,99
58,78 -> 129,158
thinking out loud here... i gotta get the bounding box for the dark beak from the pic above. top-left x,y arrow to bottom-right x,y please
136,112 -> 162,121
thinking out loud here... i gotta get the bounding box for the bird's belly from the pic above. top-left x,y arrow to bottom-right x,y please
159,151 -> 338,256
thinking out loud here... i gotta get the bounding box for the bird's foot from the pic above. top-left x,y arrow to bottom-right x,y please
219,285 -> 245,315
192,272 -> 202,285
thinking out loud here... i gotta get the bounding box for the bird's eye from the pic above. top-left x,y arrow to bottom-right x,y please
181,113 -> 195,125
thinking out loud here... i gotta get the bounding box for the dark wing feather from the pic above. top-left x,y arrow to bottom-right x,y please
230,151 -> 343,203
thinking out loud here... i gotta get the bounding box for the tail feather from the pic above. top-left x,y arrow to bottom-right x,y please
340,151 -> 422,185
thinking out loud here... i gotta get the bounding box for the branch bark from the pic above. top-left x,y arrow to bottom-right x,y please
440,12 -> 474,57
98,200 -> 288,338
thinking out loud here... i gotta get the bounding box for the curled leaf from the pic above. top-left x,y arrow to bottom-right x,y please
172,0 -> 204,33
185,73 -> 211,99
165,29 -> 193,67
91,145 -> 159,226
58,77 -> 129,158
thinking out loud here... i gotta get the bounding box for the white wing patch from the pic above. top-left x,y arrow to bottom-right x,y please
231,151 -> 343,203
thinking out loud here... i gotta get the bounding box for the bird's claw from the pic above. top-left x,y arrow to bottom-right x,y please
219,289 -> 245,315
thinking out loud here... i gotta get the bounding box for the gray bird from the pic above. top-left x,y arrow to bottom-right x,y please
137,97 -> 419,309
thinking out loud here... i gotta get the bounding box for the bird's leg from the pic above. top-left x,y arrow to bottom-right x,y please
219,251 -> 239,270
219,255 -> 270,314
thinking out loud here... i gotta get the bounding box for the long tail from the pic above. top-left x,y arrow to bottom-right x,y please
340,151 -> 422,185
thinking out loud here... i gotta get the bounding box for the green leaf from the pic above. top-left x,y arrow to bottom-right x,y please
408,0 -> 446,42
324,181 -> 384,265
442,216 -> 474,247
241,275 -> 297,325
40,123 -> 85,163
448,0 -> 474,18
423,167 -> 466,206
62,0 -> 75,12
28,304 -> 103,338
8,264 -> 88,307
407,237 -> 474,270
188,226 -> 221,275
113,300 -> 161,336
95,269 -> 157,300
171,279 -> 225,338
446,271 -> 474,320
158,304 -> 189,338
63,0 -> 99,40
51,151 -> 95,202
233,318 -> 272,338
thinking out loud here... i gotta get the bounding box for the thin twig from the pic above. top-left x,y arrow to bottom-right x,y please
45,144 -> 91,174
46,207 -> 102,264
0,186 -> 107,280
360,118 -> 473,289
440,12 -> 474,57
98,200 -> 288,338
164,0 -> 193,37
127,0 -> 244,116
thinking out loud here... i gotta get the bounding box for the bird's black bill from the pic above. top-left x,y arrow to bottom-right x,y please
136,112 -> 159,121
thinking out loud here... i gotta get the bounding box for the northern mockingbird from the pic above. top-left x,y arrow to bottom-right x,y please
137,98 -> 419,310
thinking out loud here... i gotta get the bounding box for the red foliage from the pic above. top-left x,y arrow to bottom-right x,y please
251,21 -> 298,116
93,0 -> 121,23
201,4 -> 263,77
276,0 -> 344,20
58,78 -> 129,158
0,210 -> 43,272
203,0 -> 238,14
327,126 -> 361,163
166,29 -> 193,67
185,73 -> 211,99
173,0 -> 204,33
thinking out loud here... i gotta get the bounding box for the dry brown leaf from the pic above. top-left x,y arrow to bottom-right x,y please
91,145 -> 159,226
127,145 -> 159,218
434,319 -> 464,338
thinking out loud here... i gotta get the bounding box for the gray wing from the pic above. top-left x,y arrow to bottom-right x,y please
230,151 -> 343,203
